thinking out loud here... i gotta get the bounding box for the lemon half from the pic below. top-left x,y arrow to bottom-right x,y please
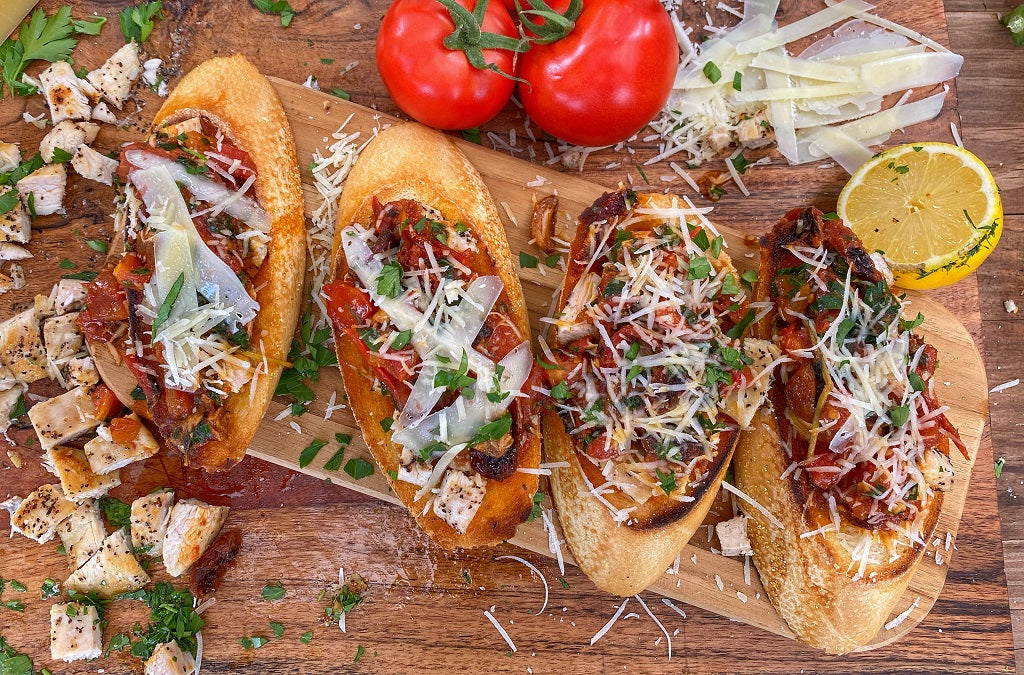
837,142 -> 1002,290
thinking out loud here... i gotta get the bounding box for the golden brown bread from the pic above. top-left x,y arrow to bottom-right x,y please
544,191 -> 745,597
546,409 -> 736,596
329,122 -> 540,550
86,55 -> 304,471
735,206 -> 946,654
734,408 -> 938,654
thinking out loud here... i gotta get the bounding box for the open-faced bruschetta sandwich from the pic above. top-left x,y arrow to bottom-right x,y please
734,206 -> 969,653
77,55 -> 305,471
323,122 -> 541,550
542,189 -> 779,596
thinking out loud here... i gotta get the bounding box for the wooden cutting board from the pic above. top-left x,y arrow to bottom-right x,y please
208,78 -> 986,649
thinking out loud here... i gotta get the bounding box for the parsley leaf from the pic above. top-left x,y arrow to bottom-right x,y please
50,147 -> 74,164
150,271 -> 185,340
72,16 -> 107,35
687,256 -> 711,280
1002,3 -> 1024,44
0,7 -> 77,97
528,491 -> 544,521
118,582 -> 203,660
300,631 -> 314,644
655,468 -> 677,496
462,127 -> 482,144
908,371 -> 925,392
469,413 -> 512,447
344,457 -> 374,480
270,621 -> 285,638
549,381 -> 570,400
99,496 -> 132,530
703,61 -> 722,84
298,439 -> 328,468
254,0 -> 295,27
261,582 -> 286,601
119,2 -> 163,43
8,393 -> 25,420
889,405 -> 910,427
85,238 -> 109,253
519,251 -> 539,269
375,260 -> 404,299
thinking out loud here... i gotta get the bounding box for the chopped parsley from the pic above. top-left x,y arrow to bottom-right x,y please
908,371 -> 925,392
299,438 -> 328,468
995,457 -> 1005,479
375,260 -> 404,299
462,127 -> 482,144
528,491 -> 544,521
379,417 -> 394,432
41,578 -> 60,599
300,631 -> 314,644
275,309 -> 337,404
8,393 -> 25,420
50,147 -> 74,163
344,457 -> 375,480
119,582 -> 202,660
469,413 -> 512,447
730,153 -> 749,174
150,271 -> 185,340
702,61 -> 722,84
732,70 -> 742,91
105,633 -> 131,657
58,258 -> 76,269
836,318 -> 856,344
119,1 -> 163,42
391,329 -> 412,350
655,468 -> 677,496
354,645 -> 365,663
323,434 -> 351,472
889,405 -> 910,427
99,496 -> 132,530
330,88 -> 350,100
559,577 -> 570,589
724,310 -> 755,339
603,279 -> 626,296
261,582 -> 286,601
549,381 -> 570,400
687,256 -> 711,280
270,621 -> 285,638
253,0 -> 295,27
519,251 -> 539,269
241,636 -> 270,650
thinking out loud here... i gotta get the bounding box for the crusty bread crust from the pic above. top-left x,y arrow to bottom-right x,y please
545,192 -> 739,596
735,408 -> 939,654
329,123 -> 540,550
87,55 -> 304,471
546,409 -> 736,596
152,55 -> 304,471
735,211 -> 942,654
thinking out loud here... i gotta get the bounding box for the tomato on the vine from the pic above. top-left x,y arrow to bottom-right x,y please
376,0 -> 523,130
517,0 -> 679,147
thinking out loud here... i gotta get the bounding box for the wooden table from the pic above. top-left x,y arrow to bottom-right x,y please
0,0 -> 1021,672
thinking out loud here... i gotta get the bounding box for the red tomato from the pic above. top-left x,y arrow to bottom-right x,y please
324,281 -> 376,328
90,384 -> 123,421
517,0 -> 678,146
109,416 -> 142,444
112,252 -> 152,290
376,0 -> 520,130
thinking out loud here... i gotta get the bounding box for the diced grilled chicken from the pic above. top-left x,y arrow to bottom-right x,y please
87,43 -> 141,109
44,311 -> 84,378
7,262 -> 24,291
145,640 -> 197,675
66,356 -> 99,389
0,186 -> 30,244
10,484 -> 77,543
0,382 -> 26,434
54,278 -> 88,314
715,515 -> 753,556
554,272 -> 600,347
48,445 -> 121,502
431,469 -> 486,534
131,489 -> 175,557
50,602 -> 103,662
28,385 -> 101,450
397,447 -> 432,487
0,364 -> 19,390
57,499 -> 107,570
84,413 -> 159,474
16,164 -> 67,216
39,120 -> 100,163
0,142 -> 20,172
65,528 -> 150,598
736,112 -> 774,150
0,306 -> 47,384
0,270 -> 16,295
39,61 -> 98,124
162,499 -> 230,577
72,145 -> 118,186
920,447 -> 955,492
91,101 -> 118,124
0,244 -> 31,260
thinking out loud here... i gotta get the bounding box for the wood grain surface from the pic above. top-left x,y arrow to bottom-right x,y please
0,0 -> 1018,673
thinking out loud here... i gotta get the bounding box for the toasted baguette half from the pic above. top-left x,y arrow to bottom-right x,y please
81,55 -> 304,471
544,190 -> 775,596
327,123 -> 540,550
735,206 -> 964,654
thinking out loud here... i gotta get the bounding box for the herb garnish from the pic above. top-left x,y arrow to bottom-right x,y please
343,457 -> 374,480
119,1 -> 163,43
299,439 -> 328,468
262,582 -> 286,601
